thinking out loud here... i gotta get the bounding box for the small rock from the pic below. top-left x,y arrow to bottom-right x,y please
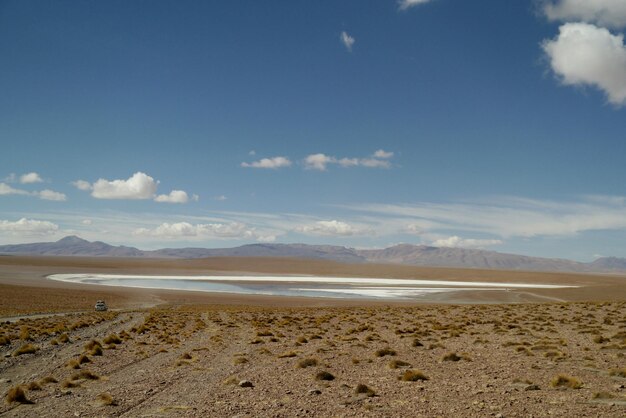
308,389 -> 322,395
0,378 -> 11,383
238,380 -> 254,388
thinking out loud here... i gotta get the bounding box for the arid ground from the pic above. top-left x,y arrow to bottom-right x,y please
1,256 -> 625,417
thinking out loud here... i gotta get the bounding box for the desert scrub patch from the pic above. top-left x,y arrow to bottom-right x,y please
593,335 -> 610,344
61,379 -> 80,388
233,356 -> 248,365
5,385 -> 32,404
72,370 -> 100,381
13,343 -> 39,356
400,369 -> 429,382
375,347 -> 397,357
84,340 -> 103,356
103,333 -> 122,345
97,392 -> 118,406
40,376 -> 58,385
297,358 -> 318,368
609,368 -> 626,378
179,352 -> 193,360
388,359 -> 411,369
58,333 -> 70,343
550,374 -> 582,389
278,350 -> 298,358
354,383 -> 375,397
315,371 -> 335,381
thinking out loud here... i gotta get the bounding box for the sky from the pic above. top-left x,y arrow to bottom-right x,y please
1,0 -> 625,261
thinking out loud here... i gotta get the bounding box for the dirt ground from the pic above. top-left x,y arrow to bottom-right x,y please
0,256 -> 625,417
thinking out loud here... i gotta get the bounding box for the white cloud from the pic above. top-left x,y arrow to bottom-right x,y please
0,183 -> 66,201
215,195 -> 227,201
89,172 -> 158,200
19,172 -> 43,184
154,190 -> 189,204
134,221 -> 273,242
192,194 -> 200,202
72,180 -> 92,191
0,182 -> 30,196
431,235 -> 503,249
0,218 -> 59,236
340,31 -> 355,52
345,195 -> 626,239
37,189 -> 67,201
398,0 -> 434,11
373,149 -> 394,159
81,219 -> 93,225
304,153 -> 335,171
296,220 -> 364,237
543,0 -> 626,29
304,151 -> 394,170
241,156 -> 292,169
542,23 -> 626,105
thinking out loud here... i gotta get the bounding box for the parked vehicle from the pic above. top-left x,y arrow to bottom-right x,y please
95,300 -> 108,311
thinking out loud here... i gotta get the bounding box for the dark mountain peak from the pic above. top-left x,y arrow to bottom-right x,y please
56,235 -> 89,245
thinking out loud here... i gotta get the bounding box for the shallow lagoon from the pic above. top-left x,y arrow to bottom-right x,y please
47,274 -> 575,300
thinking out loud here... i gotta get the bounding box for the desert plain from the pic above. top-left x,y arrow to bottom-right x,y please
0,255 -> 625,417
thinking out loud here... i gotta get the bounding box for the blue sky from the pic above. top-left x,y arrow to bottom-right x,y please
1,0 -> 625,261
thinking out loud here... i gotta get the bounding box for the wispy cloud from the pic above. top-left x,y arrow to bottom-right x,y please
340,31 -> 355,52
133,221 -> 276,242
241,156 -> 292,169
343,195 -> 626,238
543,0 -> 626,29
295,220 -> 367,237
398,0 -> 434,11
0,182 -> 66,201
303,150 -> 394,171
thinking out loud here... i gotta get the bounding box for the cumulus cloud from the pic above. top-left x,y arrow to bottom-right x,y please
19,172 -> 43,184
543,0 -> 626,29
303,151 -> 394,170
134,221 -> 274,242
241,156 -> 292,169
0,218 -> 59,236
340,31 -> 355,52
431,235 -> 503,249
398,0 -> 434,11
37,189 -> 67,201
89,172 -> 158,200
154,190 -> 190,204
296,220 -> 364,236
74,172 -> 193,203
542,23 -> 626,105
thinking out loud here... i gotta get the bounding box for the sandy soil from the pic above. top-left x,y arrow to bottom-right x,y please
0,256 -> 625,417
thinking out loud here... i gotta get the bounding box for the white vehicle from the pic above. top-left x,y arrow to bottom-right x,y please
95,300 -> 108,311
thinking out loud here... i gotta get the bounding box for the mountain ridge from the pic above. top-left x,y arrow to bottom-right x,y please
0,236 -> 624,274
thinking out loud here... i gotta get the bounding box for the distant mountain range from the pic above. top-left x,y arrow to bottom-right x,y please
1,235 -> 625,274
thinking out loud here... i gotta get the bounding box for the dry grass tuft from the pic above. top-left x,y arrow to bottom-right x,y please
5,386 -> 32,404
609,368 -> 626,378
278,350 -> 298,358
388,359 -> 411,369
550,374 -> 582,389
13,343 -> 39,356
97,392 -> 118,406
40,376 -> 58,385
297,358 -> 318,368
315,371 -> 335,381
441,352 -> 461,362
375,347 -> 397,357
26,381 -> 42,391
355,383 -> 375,397
400,369 -> 429,382
61,379 -> 80,388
